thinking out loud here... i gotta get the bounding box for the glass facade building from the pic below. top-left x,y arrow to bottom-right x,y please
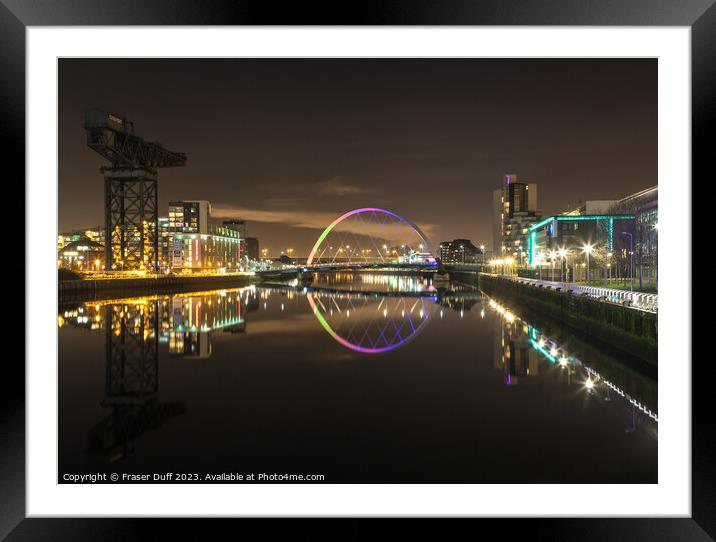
528,214 -> 636,282
607,186 -> 658,288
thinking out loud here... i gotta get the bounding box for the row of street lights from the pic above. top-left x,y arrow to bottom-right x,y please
487,257 -> 515,275
533,243 -> 599,284
534,246 -> 576,282
533,239 -> 635,289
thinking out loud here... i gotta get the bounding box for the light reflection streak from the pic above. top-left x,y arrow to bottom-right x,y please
485,296 -> 658,424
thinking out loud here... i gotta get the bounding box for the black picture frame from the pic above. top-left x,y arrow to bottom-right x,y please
5,1 -> 709,539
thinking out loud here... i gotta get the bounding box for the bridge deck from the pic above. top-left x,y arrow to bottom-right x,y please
259,282 -> 483,299
256,262 -> 440,276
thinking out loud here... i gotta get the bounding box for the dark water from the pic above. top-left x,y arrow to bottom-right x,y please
58,272 -> 657,483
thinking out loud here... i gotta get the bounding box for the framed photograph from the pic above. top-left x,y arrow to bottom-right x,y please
7,0 -> 710,538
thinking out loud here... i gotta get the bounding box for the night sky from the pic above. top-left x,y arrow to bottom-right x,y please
58,58 -> 656,255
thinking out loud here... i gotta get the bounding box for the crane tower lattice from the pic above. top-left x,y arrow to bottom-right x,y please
84,110 -> 187,271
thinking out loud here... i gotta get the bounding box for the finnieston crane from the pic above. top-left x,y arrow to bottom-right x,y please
84,110 -> 187,272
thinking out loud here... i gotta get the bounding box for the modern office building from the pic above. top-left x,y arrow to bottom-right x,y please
527,214 -> 636,282
162,201 -> 253,272
439,239 -> 484,265
169,224 -> 242,271
493,174 -> 541,266
607,186 -> 658,288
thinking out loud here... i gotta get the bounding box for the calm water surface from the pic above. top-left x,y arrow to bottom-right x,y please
58,272 -> 657,483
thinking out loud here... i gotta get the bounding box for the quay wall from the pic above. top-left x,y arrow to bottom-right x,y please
476,273 -> 657,364
58,274 -> 259,303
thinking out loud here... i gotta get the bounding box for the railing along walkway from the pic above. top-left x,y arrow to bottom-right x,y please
506,276 -> 658,313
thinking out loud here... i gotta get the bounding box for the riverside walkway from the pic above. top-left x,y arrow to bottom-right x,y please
509,276 -> 658,313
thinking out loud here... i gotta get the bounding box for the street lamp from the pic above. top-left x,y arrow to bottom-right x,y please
622,232 -> 633,292
581,243 -> 594,284
558,246 -> 568,283
549,250 -> 557,281
534,251 -> 544,280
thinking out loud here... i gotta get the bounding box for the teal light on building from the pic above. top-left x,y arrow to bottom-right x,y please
527,214 -> 635,267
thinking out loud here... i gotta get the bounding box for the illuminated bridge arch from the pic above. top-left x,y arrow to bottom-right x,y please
307,291 -> 436,354
306,208 -> 432,266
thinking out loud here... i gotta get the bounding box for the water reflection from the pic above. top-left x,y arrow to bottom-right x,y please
164,288 -> 259,358
277,272 -> 479,354
60,288 -> 262,462
60,287 -> 262,359
90,302 -> 185,463
311,271 -> 435,293
486,296 -> 658,440
58,274 -> 657,474
307,292 -> 436,354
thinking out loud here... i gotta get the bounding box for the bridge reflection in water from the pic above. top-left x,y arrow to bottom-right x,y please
307,292 -> 435,354
58,273 -> 656,469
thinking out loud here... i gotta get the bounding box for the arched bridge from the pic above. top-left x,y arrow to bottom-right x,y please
307,207 -> 433,266
258,207 -> 438,277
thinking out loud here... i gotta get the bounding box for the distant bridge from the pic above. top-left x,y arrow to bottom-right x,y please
255,207 -> 488,279
256,261 -> 439,279
255,262 -> 484,281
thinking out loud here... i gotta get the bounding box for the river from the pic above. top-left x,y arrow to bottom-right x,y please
58,272 -> 657,483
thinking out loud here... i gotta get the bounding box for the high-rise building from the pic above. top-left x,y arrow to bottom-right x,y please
168,200 -> 211,234
158,217 -> 171,269
493,174 -> 540,265
162,201 -> 247,272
